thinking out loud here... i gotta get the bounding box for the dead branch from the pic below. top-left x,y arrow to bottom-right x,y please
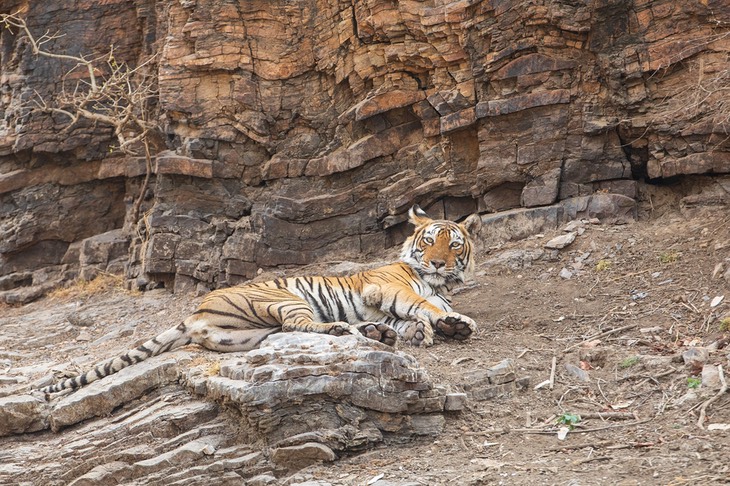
513,417 -> 654,435
464,427 -> 511,437
549,356 -> 557,390
578,412 -> 637,421
547,440 -> 615,451
563,323 -> 639,353
1,12 -> 160,227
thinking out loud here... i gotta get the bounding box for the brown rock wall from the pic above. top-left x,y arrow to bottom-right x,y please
0,0 -> 729,298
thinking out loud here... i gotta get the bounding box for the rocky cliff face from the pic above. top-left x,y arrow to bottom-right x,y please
1,0 -> 729,300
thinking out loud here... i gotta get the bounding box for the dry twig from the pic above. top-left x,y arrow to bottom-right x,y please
513,417 -> 653,435
549,356 -> 557,390
563,323 -> 639,353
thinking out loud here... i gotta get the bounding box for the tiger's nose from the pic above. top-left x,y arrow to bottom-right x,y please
431,259 -> 446,269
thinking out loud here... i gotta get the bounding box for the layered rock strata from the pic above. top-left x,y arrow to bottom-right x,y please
0,0 -> 728,299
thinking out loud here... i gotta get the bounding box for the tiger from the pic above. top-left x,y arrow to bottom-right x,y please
40,205 -> 481,395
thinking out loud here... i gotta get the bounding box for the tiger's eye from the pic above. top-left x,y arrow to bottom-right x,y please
423,236 -> 434,245
450,241 -> 463,249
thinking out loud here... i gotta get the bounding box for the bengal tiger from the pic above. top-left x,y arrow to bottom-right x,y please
40,205 -> 481,395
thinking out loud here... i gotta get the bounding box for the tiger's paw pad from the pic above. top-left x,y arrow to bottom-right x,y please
356,322 -> 398,347
327,323 -> 353,336
400,321 -> 434,347
435,313 -> 477,340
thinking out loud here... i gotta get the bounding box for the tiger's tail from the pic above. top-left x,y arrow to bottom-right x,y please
40,322 -> 192,395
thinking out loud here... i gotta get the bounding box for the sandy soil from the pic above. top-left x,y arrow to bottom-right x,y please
303,207 -> 730,485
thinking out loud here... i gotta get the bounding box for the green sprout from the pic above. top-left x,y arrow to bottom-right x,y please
620,356 -> 640,369
687,377 -> 701,389
658,251 -> 680,264
557,413 -> 581,430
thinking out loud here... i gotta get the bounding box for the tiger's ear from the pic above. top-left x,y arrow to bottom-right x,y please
460,213 -> 482,236
408,204 -> 432,227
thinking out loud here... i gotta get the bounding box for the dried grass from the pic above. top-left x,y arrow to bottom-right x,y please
47,273 -> 128,301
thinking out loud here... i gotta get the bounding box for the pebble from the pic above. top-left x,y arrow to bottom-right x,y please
682,347 -> 709,368
701,364 -> 722,389
559,268 -> 573,279
564,363 -> 590,382
545,232 -> 577,250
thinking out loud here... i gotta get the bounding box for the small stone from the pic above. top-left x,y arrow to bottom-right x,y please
564,363 -> 590,382
710,295 -> 724,308
712,263 -> 724,279
487,359 -> 516,384
76,331 -> 93,342
563,220 -> 583,232
701,364 -> 722,389
545,232 -> 577,250
559,268 -> 573,279
444,393 -> 468,411
247,474 -> 278,485
682,347 -> 709,371
0,395 -> 50,436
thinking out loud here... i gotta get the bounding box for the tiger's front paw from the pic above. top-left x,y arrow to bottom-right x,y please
356,322 -> 398,347
435,312 -> 477,341
399,320 -> 434,347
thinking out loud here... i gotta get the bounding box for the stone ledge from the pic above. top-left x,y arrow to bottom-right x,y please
477,193 -> 637,246
476,89 -> 571,117
0,154 -> 216,196
345,90 -> 426,122
648,152 -> 730,179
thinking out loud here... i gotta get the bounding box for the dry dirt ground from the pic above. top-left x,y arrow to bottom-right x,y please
1,203 -> 729,485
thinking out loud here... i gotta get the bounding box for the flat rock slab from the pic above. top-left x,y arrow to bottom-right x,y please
545,231 -> 577,250
49,352 -> 192,431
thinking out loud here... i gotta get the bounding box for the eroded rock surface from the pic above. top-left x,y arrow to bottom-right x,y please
189,333 -> 460,450
0,1 -> 728,301
0,330 -> 464,483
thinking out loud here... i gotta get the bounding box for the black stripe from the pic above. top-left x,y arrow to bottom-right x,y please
220,295 -> 251,315
137,344 -> 153,356
195,308 -> 246,320
325,278 -> 347,322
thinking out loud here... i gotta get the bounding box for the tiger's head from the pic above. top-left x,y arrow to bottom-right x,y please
400,205 -> 482,287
